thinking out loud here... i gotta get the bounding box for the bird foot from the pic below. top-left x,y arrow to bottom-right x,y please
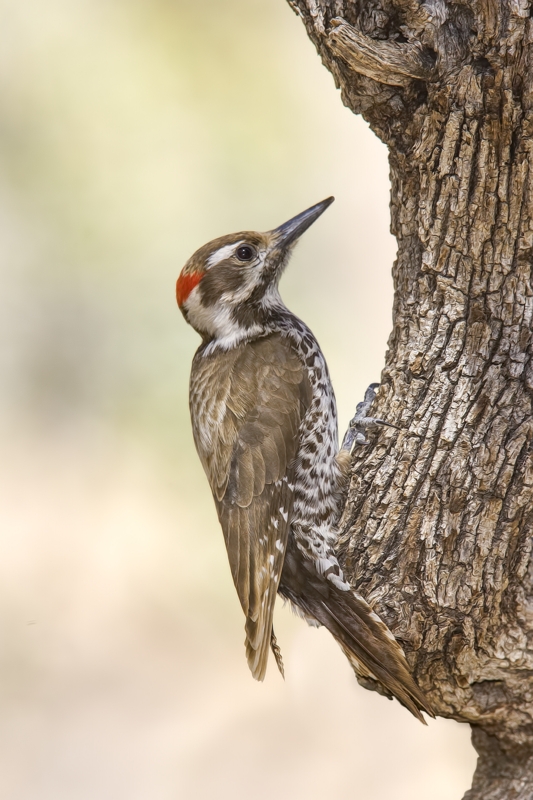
341,383 -> 399,453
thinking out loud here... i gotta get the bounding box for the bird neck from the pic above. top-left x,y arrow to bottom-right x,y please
200,290 -> 293,356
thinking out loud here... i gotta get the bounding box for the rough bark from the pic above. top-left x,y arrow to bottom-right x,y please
286,1 -> 533,798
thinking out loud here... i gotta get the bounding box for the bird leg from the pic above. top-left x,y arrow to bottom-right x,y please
341,383 -> 399,453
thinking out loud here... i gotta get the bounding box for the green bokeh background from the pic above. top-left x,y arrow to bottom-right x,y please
0,1 -> 476,797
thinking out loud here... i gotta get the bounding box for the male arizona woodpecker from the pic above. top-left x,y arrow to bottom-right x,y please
176,198 -> 433,722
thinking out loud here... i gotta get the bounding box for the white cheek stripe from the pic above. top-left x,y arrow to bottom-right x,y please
185,285 -> 263,352
206,242 -> 244,269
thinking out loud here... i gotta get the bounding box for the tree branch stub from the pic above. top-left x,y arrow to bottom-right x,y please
328,18 -> 436,87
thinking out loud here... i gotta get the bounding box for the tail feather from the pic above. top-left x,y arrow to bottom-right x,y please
270,628 -> 285,678
315,591 -> 434,723
278,538 -> 434,722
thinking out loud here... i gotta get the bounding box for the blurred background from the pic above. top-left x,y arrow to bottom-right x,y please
0,0 -> 476,797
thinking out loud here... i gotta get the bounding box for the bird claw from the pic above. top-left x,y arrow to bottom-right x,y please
341,383 -> 399,453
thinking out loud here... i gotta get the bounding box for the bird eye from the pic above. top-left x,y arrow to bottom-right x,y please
235,245 -> 256,261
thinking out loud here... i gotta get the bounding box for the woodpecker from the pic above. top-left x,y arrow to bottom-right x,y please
177,198 -> 433,722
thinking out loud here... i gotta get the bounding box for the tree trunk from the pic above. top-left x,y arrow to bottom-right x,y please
286,1 -> 533,797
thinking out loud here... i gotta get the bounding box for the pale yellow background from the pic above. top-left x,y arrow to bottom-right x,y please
0,1 -> 476,798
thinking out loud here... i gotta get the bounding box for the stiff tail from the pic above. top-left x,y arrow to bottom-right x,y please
278,539 -> 434,722
314,587 -> 434,723
270,628 -> 285,678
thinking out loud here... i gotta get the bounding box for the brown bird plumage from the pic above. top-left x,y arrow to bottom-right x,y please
190,333 -> 311,679
177,198 -> 434,722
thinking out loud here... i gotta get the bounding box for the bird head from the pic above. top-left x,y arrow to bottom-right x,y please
177,197 -> 334,345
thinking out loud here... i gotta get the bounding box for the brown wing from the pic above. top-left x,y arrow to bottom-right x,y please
189,334 -> 311,680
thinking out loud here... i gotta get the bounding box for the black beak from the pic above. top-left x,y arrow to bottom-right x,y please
271,197 -> 334,248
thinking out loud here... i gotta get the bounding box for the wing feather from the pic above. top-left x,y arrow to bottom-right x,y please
251,448 -> 266,495
190,333 -> 312,679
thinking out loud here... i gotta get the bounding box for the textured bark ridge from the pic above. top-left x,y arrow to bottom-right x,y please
287,1 -> 533,798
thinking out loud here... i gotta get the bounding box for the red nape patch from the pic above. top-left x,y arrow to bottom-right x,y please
176,271 -> 202,307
